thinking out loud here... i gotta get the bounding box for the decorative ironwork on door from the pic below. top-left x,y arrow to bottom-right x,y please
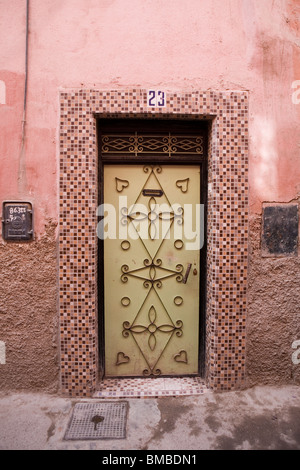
103,164 -> 200,377
101,132 -> 204,158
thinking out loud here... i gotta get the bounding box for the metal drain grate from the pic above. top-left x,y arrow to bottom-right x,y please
64,401 -> 128,440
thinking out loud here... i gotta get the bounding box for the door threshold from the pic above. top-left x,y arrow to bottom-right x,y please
93,376 -> 210,398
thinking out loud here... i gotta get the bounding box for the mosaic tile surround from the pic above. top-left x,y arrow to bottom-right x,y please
59,89 -> 248,397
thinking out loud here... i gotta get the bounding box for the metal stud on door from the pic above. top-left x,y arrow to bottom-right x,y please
103,165 -> 200,377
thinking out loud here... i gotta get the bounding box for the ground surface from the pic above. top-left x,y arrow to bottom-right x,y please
0,385 -> 299,450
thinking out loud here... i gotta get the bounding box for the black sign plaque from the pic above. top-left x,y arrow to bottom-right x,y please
2,201 -> 33,241
262,204 -> 298,256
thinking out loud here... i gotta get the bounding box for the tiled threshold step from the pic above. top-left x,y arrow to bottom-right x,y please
93,376 -> 210,398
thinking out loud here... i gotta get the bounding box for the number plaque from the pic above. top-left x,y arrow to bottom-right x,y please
147,90 -> 166,108
2,201 -> 33,241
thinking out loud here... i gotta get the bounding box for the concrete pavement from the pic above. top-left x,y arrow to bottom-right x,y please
0,385 -> 299,450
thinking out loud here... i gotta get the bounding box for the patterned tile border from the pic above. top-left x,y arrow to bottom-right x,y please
59,89 -> 248,396
93,377 -> 210,398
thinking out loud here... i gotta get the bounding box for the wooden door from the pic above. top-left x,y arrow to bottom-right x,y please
103,164 -> 200,377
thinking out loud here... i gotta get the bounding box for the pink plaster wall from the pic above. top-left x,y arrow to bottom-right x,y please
0,0 -> 299,234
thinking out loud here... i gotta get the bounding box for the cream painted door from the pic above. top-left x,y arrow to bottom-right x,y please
103,165 -> 200,377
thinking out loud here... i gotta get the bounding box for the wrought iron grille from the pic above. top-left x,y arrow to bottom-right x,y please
101,132 -> 204,157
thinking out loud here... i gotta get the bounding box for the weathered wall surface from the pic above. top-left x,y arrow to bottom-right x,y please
247,213 -> 300,386
0,221 -> 59,392
0,0 -> 299,391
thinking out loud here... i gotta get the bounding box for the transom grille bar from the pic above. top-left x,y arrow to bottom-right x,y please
101,132 -> 204,157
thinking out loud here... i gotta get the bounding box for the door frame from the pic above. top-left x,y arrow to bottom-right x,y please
97,118 -> 208,378
59,88 -> 248,396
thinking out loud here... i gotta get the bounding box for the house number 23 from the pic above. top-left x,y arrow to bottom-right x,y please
147,90 -> 166,108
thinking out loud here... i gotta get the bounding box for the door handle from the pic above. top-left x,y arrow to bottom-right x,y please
182,263 -> 192,284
